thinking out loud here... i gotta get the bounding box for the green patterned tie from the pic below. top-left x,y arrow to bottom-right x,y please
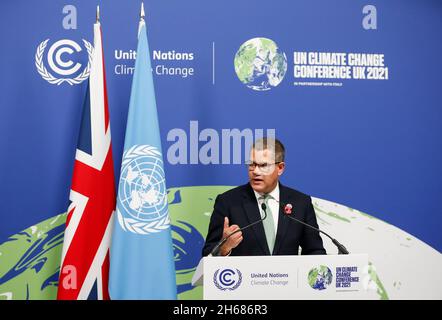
260,194 -> 276,254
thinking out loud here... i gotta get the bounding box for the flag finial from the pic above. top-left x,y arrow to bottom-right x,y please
140,2 -> 145,21
96,5 -> 100,23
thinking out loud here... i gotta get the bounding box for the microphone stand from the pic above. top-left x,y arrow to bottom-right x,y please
283,211 -> 349,254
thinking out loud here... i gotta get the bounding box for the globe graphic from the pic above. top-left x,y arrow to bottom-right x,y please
308,265 -> 333,290
234,38 -> 287,91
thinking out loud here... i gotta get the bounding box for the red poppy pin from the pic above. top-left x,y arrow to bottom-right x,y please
284,203 -> 293,215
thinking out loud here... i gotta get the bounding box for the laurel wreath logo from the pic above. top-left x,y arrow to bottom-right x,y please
35,39 -> 93,85
213,269 -> 243,291
117,145 -> 170,235
121,145 -> 162,167
117,212 -> 170,235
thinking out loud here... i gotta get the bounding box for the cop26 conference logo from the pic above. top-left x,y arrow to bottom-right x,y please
308,265 -> 333,290
116,145 -> 171,235
35,39 -> 93,85
234,38 -> 287,91
213,268 -> 243,291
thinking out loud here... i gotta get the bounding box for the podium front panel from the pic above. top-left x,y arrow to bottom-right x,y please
203,254 -> 376,300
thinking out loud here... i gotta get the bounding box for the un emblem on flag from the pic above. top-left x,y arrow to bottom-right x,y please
116,145 -> 170,235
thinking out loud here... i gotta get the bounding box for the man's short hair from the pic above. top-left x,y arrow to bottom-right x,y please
252,137 -> 285,162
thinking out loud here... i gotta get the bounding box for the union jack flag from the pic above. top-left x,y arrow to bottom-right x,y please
57,20 -> 115,300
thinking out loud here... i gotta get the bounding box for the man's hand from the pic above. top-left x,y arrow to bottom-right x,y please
220,217 -> 243,256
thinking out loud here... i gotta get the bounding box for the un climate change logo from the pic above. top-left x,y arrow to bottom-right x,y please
213,268 -> 243,291
116,145 -> 170,235
234,38 -> 287,91
35,39 -> 92,85
308,265 -> 333,290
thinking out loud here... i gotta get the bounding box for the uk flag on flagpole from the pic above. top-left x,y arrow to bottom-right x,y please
57,9 -> 116,300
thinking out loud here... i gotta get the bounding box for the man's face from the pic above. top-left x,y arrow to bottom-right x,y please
248,148 -> 285,194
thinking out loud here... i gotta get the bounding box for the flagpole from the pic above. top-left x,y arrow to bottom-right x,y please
140,2 -> 145,21
96,5 -> 100,23
138,2 -> 145,36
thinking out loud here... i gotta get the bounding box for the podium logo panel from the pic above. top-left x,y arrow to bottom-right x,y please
213,268 -> 243,291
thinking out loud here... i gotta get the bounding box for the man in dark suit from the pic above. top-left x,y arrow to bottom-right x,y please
202,138 -> 326,256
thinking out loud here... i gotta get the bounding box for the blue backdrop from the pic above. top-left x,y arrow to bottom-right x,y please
0,0 -> 441,298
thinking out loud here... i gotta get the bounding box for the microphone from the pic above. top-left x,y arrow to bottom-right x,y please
210,203 -> 268,256
280,202 -> 349,255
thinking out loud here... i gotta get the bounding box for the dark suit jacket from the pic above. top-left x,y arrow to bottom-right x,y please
202,183 -> 326,256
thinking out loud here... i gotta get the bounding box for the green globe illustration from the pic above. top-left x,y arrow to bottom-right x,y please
308,265 -> 333,290
1,186 -> 441,300
234,38 -> 287,91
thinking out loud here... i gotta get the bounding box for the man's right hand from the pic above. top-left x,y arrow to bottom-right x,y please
220,217 -> 243,256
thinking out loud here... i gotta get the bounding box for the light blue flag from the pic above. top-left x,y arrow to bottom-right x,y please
109,17 -> 177,299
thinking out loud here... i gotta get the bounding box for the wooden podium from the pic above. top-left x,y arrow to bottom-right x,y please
192,254 -> 377,300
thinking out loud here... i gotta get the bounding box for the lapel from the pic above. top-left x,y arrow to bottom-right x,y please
242,184 -> 270,255
272,183 -> 292,255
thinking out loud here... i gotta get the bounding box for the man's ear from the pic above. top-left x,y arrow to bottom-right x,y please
277,162 -> 285,176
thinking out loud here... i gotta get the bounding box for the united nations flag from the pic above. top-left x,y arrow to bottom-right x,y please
109,5 -> 177,299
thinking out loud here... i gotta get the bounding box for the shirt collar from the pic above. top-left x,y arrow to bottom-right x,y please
253,182 -> 280,202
